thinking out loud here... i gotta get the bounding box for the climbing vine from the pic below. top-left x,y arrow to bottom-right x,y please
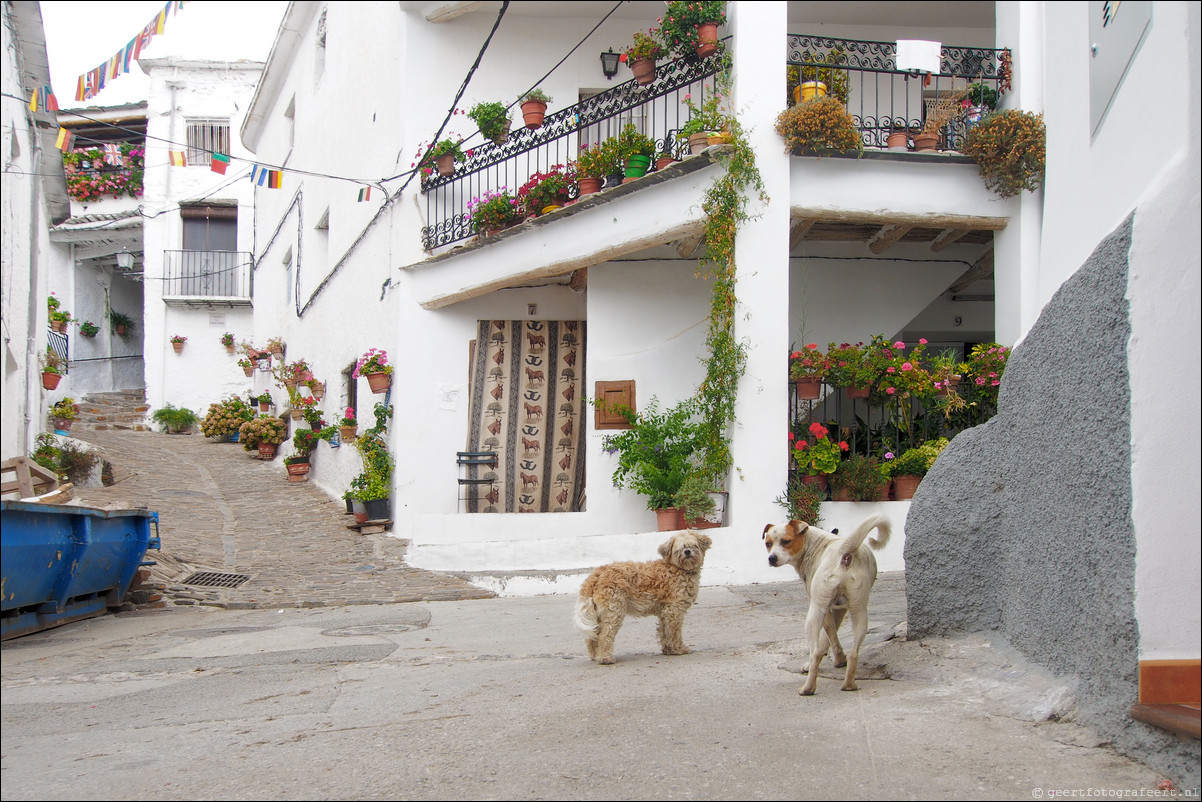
693,62 -> 767,486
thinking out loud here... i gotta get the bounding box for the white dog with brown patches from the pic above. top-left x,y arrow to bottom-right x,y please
762,515 -> 891,695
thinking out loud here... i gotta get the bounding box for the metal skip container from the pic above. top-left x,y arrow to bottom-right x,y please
1,501 -> 161,640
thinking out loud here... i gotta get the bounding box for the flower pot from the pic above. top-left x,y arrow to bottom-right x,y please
42,372 -> 62,391
227,432 -> 240,443
298,370 -> 313,383
878,480 -> 893,501
965,105 -> 984,133
339,425 -> 358,442
845,385 -> 871,400
310,381 -> 325,400
50,320 -> 65,332
832,486 -> 852,502
286,461 -> 310,482
242,365 -> 255,377
892,474 -> 921,500
706,132 -> 733,146
290,408 -> 303,420
578,176 -> 603,196
655,156 -> 676,171
365,371 -> 391,395
115,324 -> 127,336
258,443 -> 277,460
490,119 -> 512,147
225,345 -> 235,355
363,497 -> 391,521
935,375 -> 962,397
434,152 -> 455,177
52,418 -> 73,434
172,342 -> 184,353
655,507 -> 684,532
520,99 -> 547,130
695,22 -> 719,58
259,401 -> 271,413
794,378 -> 822,400
913,132 -> 939,152
284,378 -> 297,390
800,81 -> 827,102
624,154 -> 651,178
800,474 -> 829,494
352,499 -> 368,524
793,85 -> 801,105
886,132 -> 909,151
630,58 -> 656,86
688,132 -> 710,155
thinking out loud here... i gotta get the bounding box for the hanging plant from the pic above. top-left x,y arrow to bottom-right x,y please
961,109 -> 1046,198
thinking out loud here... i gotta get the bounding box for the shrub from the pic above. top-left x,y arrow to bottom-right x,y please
774,97 -> 862,154
200,396 -> 254,438
776,473 -> 824,526
240,415 -> 287,451
829,454 -> 890,501
889,438 -> 949,478
151,403 -> 199,434
961,109 -> 1046,198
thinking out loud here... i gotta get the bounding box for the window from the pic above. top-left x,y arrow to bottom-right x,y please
169,205 -> 242,297
181,205 -> 237,251
186,118 -> 231,163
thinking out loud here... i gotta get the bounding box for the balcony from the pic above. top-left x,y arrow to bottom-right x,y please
161,250 -> 253,306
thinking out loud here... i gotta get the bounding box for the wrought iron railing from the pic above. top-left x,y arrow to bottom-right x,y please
162,250 -> 253,300
420,54 -> 723,251
786,34 -> 1009,150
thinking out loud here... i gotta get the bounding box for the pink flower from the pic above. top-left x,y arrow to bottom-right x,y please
886,366 -> 896,374
886,387 -> 896,394
894,341 -> 905,349
919,338 -> 928,344
901,362 -> 913,372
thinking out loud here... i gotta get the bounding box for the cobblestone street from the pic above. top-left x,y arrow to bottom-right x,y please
71,428 -> 494,609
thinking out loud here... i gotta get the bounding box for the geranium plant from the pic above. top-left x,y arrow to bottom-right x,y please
658,1 -> 726,57
789,343 -> 827,381
170,334 -> 187,345
823,341 -> 884,391
340,407 -> 357,427
467,188 -> 522,233
221,332 -> 235,348
518,164 -> 577,215
354,348 -> 392,377
50,398 -> 80,420
624,29 -> 666,63
467,101 -> 512,144
78,320 -> 100,338
790,421 -> 848,476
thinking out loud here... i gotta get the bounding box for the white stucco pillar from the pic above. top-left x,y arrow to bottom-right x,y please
729,1 -> 791,527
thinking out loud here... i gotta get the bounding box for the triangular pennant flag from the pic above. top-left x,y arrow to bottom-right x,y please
169,150 -> 187,167
210,153 -> 230,174
358,187 -> 372,202
55,128 -> 74,151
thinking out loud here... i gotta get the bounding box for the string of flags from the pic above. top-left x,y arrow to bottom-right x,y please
75,1 -> 188,102
28,87 -> 59,113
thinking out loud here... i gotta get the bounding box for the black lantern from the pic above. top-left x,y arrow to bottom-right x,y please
600,48 -> 621,80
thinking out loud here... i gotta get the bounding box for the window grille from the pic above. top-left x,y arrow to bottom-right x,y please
186,119 -> 231,163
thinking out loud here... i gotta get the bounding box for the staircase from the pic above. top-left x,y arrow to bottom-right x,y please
78,390 -> 150,432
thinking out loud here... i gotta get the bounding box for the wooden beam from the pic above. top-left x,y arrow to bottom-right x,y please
930,228 -> 972,252
867,224 -> 913,255
947,246 -> 995,293
675,232 -> 705,259
789,219 -> 816,250
789,207 -> 1009,231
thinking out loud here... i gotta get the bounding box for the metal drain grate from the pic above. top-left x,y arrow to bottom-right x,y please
181,571 -> 251,589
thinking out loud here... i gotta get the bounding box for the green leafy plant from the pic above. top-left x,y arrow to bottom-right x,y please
50,398 -> 80,420
221,332 -> 235,348
48,296 -> 72,326
467,101 -> 512,143
624,29 -> 666,62
823,341 -> 883,391
774,97 -> 862,154
673,468 -> 718,522
657,0 -> 726,57
109,309 -> 135,336
576,139 -> 622,178
961,109 -> 1046,198
679,90 -> 730,138
520,88 -> 552,104
829,454 -> 890,501
789,343 -> 827,381
151,403 -> 199,434
354,348 -> 392,377
467,188 -> 522,233
889,437 -> 949,479
966,81 -> 999,110
790,421 -> 848,476
30,432 -> 97,485
615,123 -> 656,162
78,320 -> 100,337
239,415 -> 287,451
776,473 -> 824,526
600,396 -> 705,510
291,426 -> 330,458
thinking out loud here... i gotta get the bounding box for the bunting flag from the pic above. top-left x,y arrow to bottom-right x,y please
268,170 -> 282,189
358,187 -> 372,202
75,75 -> 85,102
75,2 -> 189,101
250,164 -> 282,188
169,150 -> 187,167
55,128 -> 74,151
210,153 -> 230,174
28,90 -> 37,112
44,86 -> 59,111
104,144 -> 123,165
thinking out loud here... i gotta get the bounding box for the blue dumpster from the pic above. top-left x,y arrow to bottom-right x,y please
1,501 -> 160,640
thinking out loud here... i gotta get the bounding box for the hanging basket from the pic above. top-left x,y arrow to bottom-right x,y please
42,372 -> 62,391
695,22 -> 719,58
520,99 -> 547,130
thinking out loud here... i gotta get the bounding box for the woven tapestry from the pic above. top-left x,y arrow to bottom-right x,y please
465,320 -> 587,512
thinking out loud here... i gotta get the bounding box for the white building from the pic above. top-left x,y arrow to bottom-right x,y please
238,0 -> 1199,781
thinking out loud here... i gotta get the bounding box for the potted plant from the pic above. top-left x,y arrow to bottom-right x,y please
40,347 -> 65,390
655,149 -> 676,171
354,348 -> 393,394
600,396 -> 705,531
468,100 -> 513,146
78,320 -> 100,338
914,88 -> 968,151
49,397 -> 80,434
794,48 -> 851,105
774,97 -> 862,156
150,403 -> 199,434
221,332 -> 236,352
339,407 -> 358,441
170,334 -> 187,353
889,437 -> 949,499
789,421 -> 848,494
623,29 -> 667,85
517,164 -> 576,216
467,188 -> 522,234
679,90 -> 730,154
430,136 -> 469,177
829,454 -> 890,502
776,472 -> 824,526
266,337 -> 285,359
926,349 -> 965,398
576,140 -> 621,193
823,341 -> 883,399
285,427 -> 329,480
788,343 -> 828,399
658,0 -> 726,59
110,310 -> 134,337
351,429 -> 394,521
236,357 -> 254,377
240,415 -> 287,459
961,109 -> 1046,198
519,88 -> 552,130
302,400 -> 326,432
255,392 -> 273,413
964,81 -> 999,132
200,396 -> 255,440
673,468 -> 720,529
615,124 -> 656,179
47,296 -> 72,332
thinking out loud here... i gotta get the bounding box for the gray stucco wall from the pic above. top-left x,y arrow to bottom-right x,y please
906,216 -> 1198,787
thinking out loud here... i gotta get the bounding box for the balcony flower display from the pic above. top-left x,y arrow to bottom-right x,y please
961,109 -> 1046,198
576,140 -> 622,191
467,188 -> 522,234
518,164 -> 576,216
774,97 -> 862,155
790,421 -> 848,478
658,1 -> 726,59
47,294 -> 72,330
623,30 -> 667,85
62,143 -> 146,203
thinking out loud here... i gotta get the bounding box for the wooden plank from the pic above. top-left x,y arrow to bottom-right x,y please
1,456 -> 60,499
947,246 -> 995,293
675,232 -> 704,259
789,207 -> 1009,231
789,219 -> 816,249
930,228 -> 971,252
867,224 -> 914,255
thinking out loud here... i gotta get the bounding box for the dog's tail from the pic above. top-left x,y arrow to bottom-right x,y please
573,596 -> 600,634
841,513 -> 891,557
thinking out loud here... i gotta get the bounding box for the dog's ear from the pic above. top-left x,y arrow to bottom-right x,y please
789,519 -> 809,536
695,533 -> 713,551
762,523 -> 774,540
658,537 -> 674,560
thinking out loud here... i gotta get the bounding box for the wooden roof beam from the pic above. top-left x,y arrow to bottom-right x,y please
789,219 -> 816,250
676,232 -> 705,259
930,228 -> 972,252
867,224 -> 914,255
947,246 -> 995,293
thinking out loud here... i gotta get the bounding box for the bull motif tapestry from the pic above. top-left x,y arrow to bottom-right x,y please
465,320 -> 587,512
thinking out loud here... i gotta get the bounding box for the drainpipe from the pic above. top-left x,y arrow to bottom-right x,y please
24,109 -> 47,454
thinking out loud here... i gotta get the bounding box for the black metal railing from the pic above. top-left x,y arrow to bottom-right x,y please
786,34 -> 1008,150
162,250 -> 253,300
420,54 -> 723,251
790,382 -> 956,460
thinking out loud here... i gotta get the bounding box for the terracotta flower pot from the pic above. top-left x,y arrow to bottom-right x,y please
521,99 -> 547,130
688,132 -> 710,155
339,425 -> 358,442
172,342 -> 184,353
887,132 -> 909,151
846,385 -> 871,399
365,371 -> 391,394
225,345 -> 235,354
892,474 -> 921,500
258,443 -> 277,460
630,58 -> 656,86
695,22 -> 719,58
655,507 -> 684,532
794,378 -> 822,400
913,132 -> 939,152
578,176 -> 603,196
50,320 -> 65,332
800,474 -> 829,494
434,152 -> 455,177
242,365 -> 255,377
42,372 -> 62,390
706,132 -> 733,146
655,156 -> 676,171
52,418 -> 73,434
